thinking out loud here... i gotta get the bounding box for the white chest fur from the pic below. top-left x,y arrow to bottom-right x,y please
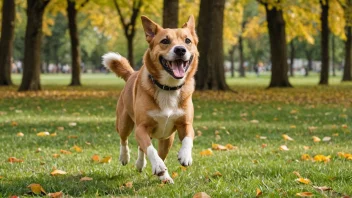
148,89 -> 185,139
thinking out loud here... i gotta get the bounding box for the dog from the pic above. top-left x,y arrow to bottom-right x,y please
102,15 -> 198,183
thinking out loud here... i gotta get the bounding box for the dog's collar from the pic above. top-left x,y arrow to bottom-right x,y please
148,75 -> 184,91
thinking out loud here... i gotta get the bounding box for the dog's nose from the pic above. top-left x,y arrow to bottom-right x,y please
174,46 -> 186,56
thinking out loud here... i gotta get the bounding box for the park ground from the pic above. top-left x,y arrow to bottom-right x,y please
0,73 -> 351,197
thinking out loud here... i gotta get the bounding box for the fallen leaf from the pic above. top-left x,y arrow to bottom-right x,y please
85,141 -> 91,145
197,130 -> 202,136
180,166 -> 187,171
50,169 -> 67,176
212,143 -> 227,151
308,126 -> 317,132
50,132 -> 57,137
11,121 -> 18,126
313,186 -> 332,192
72,145 -> 83,152
52,154 -> 60,158
215,134 -> 221,141
303,146 -> 311,150
92,154 -> 100,162
35,148 -> 42,153
296,177 -> 311,184
100,156 -> 112,163
256,188 -> 262,197
8,157 -> 23,163
212,171 -> 222,177
48,192 -> 63,198
290,125 -> 297,129
57,126 -> 64,131
279,145 -> 289,151
80,177 -> 93,182
200,149 -> 213,156
60,149 -> 71,154
301,154 -> 312,161
261,144 -> 267,148
293,171 -> 301,178
322,137 -> 331,142
193,192 -> 211,198
125,181 -> 133,188
312,136 -> 321,142
342,124 -> 348,128
259,136 -> 267,139
250,120 -> 259,124
282,134 -> 294,141
296,192 -> 313,197
332,133 -> 339,137
68,122 -> 77,126
37,132 -> 50,136
16,132 -> 24,137
67,135 -> 78,139
337,152 -> 352,160
27,183 -> 46,195
290,109 -> 298,114
314,155 -> 331,162
172,172 -> 178,178
225,144 -> 237,150
0,176 -> 3,179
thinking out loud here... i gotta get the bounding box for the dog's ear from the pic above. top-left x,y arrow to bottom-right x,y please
182,15 -> 198,44
141,16 -> 161,43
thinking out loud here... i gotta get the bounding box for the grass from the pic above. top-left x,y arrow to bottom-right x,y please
0,73 -> 352,197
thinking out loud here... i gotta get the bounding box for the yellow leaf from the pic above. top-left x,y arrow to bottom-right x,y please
91,154 -> 100,162
124,181 -> 133,188
290,109 -> 298,114
212,143 -> 227,151
27,183 -> 46,194
72,145 -> 83,152
279,145 -> 289,151
48,192 -> 63,198
16,132 -> 24,137
341,124 -> 347,128
225,144 -> 237,150
313,155 -> 331,162
290,125 -> 297,129
282,134 -> 294,141
8,157 -> 23,163
50,132 -> 57,137
172,172 -> 178,178
308,126 -> 317,131
312,136 -> 321,142
50,169 -> 67,176
332,133 -> 339,136
301,154 -> 312,161
256,188 -> 262,197
52,154 -> 60,158
293,171 -> 301,178
80,177 -> 93,182
303,146 -> 311,150
212,171 -> 222,177
200,149 -> 213,156
11,121 -> 18,126
57,126 -> 64,131
37,132 -> 50,136
296,177 -> 311,184
60,149 -> 71,154
180,166 -> 187,171
100,156 -> 112,163
296,192 -> 313,197
193,192 -> 211,198
250,120 -> 259,124
67,135 -> 78,139
0,176 -> 3,179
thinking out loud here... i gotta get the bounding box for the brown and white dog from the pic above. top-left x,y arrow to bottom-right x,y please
102,15 -> 198,183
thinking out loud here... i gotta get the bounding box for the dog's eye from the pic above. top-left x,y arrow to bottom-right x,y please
185,38 -> 192,44
160,38 -> 171,44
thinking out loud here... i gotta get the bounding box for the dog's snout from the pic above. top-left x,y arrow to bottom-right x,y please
174,46 -> 186,56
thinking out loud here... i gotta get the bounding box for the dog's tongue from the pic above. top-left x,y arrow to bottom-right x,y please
171,60 -> 185,78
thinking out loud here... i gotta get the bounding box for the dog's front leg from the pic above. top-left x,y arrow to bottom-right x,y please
176,124 -> 194,166
135,125 -> 174,183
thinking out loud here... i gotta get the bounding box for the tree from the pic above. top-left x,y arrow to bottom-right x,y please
340,0 -> 352,81
0,0 -> 15,86
195,0 -> 229,90
319,0 -> 329,85
113,0 -> 143,69
289,40 -> 295,77
67,0 -> 89,86
258,0 -> 292,88
163,0 -> 178,28
18,0 -> 51,91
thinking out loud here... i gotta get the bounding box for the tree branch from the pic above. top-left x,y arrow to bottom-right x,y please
113,0 -> 128,29
78,0 -> 90,10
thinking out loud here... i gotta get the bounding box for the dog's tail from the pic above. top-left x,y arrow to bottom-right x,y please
102,52 -> 134,82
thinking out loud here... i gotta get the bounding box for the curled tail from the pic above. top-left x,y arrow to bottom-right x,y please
102,52 -> 134,82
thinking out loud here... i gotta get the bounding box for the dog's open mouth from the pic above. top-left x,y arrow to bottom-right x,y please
159,56 -> 193,79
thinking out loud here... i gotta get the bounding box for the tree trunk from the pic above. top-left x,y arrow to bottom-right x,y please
0,0 -> 15,86
18,0 -> 50,91
127,35 -> 134,70
305,50 -> 313,77
163,0 -> 178,28
289,40 -> 295,77
67,0 -> 82,86
195,0 -> 229,90
332,35 -> 336,76
229,46 -> 235,78
238,32 -> 245,77
264,3 -> 292,88
342,26 -> 352,81
319,0 -> 329,85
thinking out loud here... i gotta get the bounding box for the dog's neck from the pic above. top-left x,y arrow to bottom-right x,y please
148,74 -> 184,91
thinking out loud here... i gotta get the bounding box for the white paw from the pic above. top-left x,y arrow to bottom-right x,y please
178,147 -> 193,166
119,145 -> 130,165
159,171 -> 174,184
147,145 -> 168,176
135,148 -> 147,172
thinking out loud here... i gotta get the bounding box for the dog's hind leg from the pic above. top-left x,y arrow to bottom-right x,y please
158,133 -> 175,161
116,110 -> 134,166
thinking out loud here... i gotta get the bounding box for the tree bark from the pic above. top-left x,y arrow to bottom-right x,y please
67,0 -> 82,86
18,0 -> 50,91
305,50 -> 313,77
238,30 -> 245,77
264,3 -> 292,87
342,26 -> 352,81
229,45 -> 235,78
319,0 -> 329,85
163,0 -> 178,28
195,0 -> 229,90
289,40 -> 295,77
0,0 -> 15,86
331,35 -> 336,76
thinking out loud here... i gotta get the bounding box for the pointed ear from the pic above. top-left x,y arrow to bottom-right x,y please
182,15 -> 198,44
141,16 -> 161,43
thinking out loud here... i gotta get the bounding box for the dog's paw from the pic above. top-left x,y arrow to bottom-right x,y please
119,145 -> 130,165
178,147 -> 193,166
151,158 -> 167,176
159,171 -> 174,184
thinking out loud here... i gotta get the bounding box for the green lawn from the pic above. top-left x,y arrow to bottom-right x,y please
0,73 -> 351,197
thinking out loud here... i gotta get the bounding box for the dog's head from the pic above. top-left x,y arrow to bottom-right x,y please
141,15 -> 199,86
